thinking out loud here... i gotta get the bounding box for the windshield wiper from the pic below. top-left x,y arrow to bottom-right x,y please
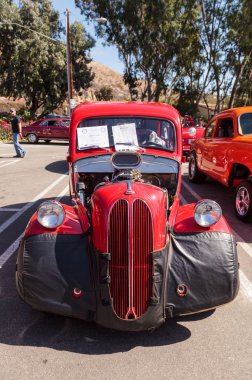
79,145 -> 110,151
115,143 -> 145,152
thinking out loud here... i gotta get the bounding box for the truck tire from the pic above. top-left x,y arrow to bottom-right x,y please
235,181 -> 252,222
188,152 -> 206,183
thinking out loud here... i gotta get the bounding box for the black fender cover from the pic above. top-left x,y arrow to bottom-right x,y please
16,233 -> 95,320
166,231 -> 239,315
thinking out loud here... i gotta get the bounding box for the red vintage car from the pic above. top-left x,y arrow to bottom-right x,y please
182,115 -> 205,158
22,117 -> 70,143
16,102 -> 239,331
189,106 -> 252,222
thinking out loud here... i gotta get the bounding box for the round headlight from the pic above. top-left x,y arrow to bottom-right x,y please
37,200 -> 65,229
188,127 -> 196,137
194,200 -> 222,227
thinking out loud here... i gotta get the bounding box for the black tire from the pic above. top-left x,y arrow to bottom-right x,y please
188,152 -> 206,183
235,181 -> 252,222
27,133 -> 39,144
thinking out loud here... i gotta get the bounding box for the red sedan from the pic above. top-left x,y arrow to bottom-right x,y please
22,117 -> 70,143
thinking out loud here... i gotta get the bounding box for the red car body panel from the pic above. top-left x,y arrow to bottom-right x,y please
173,203 -> 232,234
182,125 -> 205,154
91,182 -> 167,252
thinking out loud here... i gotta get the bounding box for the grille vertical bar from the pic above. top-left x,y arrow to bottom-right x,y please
108,200 -> 129,319
133,200 -> 153,317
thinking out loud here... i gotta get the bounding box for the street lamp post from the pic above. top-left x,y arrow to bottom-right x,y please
65,9 -> 74,115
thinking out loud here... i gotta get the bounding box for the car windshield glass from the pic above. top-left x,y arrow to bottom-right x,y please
77,117 -> 176,152
239,113 -> 252,135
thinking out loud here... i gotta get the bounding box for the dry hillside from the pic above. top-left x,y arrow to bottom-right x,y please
0,61 -> 130,114
79,61 -> 130,101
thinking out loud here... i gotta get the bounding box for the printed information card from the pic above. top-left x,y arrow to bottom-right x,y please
77,125 -> 109,149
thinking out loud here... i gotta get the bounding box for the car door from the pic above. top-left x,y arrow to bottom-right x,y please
47,119 -> 69,139
200,120 -> 216,172
209,116 -> 234,183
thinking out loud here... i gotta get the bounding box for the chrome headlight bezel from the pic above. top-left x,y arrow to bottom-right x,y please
37,200 -> 65,229
194,199 -> 222,227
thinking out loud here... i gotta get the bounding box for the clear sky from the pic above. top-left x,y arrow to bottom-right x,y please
52,0 -> 124,73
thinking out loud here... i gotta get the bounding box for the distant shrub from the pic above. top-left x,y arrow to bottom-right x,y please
95,86 -> 114,101
0,122 -> 12,142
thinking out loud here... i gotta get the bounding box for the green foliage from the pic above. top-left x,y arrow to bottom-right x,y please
95,86 -> 114,100
76,0 -> 252,111
76,0 -> 200,102
0,0 -> 95,114
0,122 -> 12,142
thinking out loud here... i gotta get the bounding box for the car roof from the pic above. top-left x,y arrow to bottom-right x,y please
71,101 -> 180,125
215,106 -> 252,117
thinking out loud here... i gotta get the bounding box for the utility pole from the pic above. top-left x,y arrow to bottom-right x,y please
65,9 -> 74,115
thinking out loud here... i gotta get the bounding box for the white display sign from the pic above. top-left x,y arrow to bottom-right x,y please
112,123 -> 138,146
77,125 -> 109,149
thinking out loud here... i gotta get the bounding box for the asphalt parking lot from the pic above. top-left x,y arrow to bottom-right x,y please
0,141 -> 252,380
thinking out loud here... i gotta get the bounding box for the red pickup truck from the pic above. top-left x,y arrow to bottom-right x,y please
189,106 -> 252,222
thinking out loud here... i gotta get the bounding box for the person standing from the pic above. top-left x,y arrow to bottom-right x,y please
10,107 -> 26,158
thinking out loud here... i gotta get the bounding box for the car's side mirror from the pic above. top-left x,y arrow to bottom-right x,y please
66,155 -> 71,163
182,156 -> 187,163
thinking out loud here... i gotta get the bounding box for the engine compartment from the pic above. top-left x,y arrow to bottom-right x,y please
77,169 -> 178,208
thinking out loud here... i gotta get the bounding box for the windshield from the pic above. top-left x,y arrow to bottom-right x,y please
77,117 -> 176,152
239,113 -> 252,135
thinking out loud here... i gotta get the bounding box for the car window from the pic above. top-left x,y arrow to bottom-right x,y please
77,117 -> 176,152
215,118 -> 234,138
239,113 -> 252,135
48,120 -> 58,126
205,121 -> 215,138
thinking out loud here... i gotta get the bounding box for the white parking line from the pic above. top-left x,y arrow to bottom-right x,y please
0,161 -> 19,168
0,172 -> 68,234
0,185 -> 70,268
239,271 -> 252,302
180,181 -> 252,302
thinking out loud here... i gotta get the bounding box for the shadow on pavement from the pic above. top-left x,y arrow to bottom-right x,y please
45,160 -> 68,174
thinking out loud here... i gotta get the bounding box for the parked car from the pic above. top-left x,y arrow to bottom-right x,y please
22,117 -> 70,143
16,102 -> 239,331
182,115 -> 205,158
189,106 -> 252,222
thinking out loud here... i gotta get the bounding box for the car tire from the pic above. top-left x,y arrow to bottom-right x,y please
27,133 -> 39,144
188,152 -> 206,183
235,181 -> 252,222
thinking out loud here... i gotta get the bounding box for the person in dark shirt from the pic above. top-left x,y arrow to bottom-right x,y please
10,107 -> 26,158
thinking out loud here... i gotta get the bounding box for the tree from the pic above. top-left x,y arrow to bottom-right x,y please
226,0 -> 252,108
75,0 -> 199,102
0,0 -> 95,114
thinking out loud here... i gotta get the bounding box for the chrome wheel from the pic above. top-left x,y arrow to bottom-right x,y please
235,181 -> 252,222
188,152 -> 206,183
28,133 -> 38,143
236,186 -> 250,216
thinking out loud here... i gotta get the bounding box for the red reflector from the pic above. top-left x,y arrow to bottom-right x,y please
177,284 -> 188,297
72,288 -> 82,299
